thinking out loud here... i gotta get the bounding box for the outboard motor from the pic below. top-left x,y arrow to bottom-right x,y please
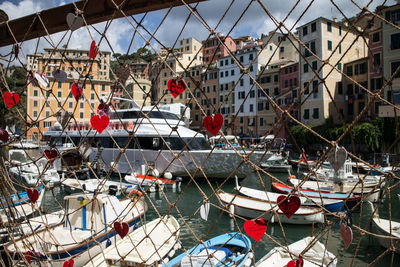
108,185 -> 118,196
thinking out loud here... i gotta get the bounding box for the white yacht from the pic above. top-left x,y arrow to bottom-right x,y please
42,100 -> 272,178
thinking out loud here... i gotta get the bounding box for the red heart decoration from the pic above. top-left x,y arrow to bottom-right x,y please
25,251 -> 33,263
71,83 -> 82,101
0,128 -> 9,142
244,218 -> 267,242
203,114 -> 223,136
90,115 -> 109,134
167,79 -> 186,98
277,195 -> 300,219
3,91 -> 20,108
89,40 -> 97,59
27,188 -> 39,204
44,149 -> 58,164
286,258 -> 304,267
114,222 -> 129,239
63,258 -> 74,267
97,103 -> 110,116
340,223 -> 353,249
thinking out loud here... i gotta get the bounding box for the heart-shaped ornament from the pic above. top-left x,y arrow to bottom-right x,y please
203,114 -> 223,136
66,13 -> 84,31
63,258 -> 74,267
34,72 -> 50,88
244,218 -> 267,242
57,110 -> 71,129
44,149 -> 58,164
200,201 -> 210,221
340,223 -> 353,249
286,258 -> 304,267
89,40 -> 97,59
71,83 -> 83,101
53,69 -> 67,82
25,251 -> 33,263
97,103 -> 110,116
90,115 -> 109,134
167,79 -> 186,98
27,188 -> 39,204
114,222 -> 129,239
0,128 -> 9,142
3,91 -> 20,108
277,195 -> 300,219
327,146 -> 347,172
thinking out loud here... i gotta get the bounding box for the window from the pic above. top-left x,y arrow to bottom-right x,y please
240,79 -> 244,86
304,82 -> 309,94
303,109 -> 310,120
312,108 -> 319,119
33,100 -> 37,107
311,22 -> 316,32
274,87 -> 279,95
346,65 -> 353,76
240,56 -> 243,62
391,61 -> 400,78
391,33 -> 400,50
220,72 -> 224,78
231,59 -> 234,64
33,90 -> 38,96
80,102 -> 84,109
250,90 -> 255,98
69,102 -> 73,108
292,89 -> 298,98
312,61 -> 318,70
338,62 -> 342,71
58,91 -> 62,98
327,40 -> 332,51
250,65 -> 253,72
337,81 -> 343,94
327,22 -> 332,32
231,70 -> 235,76
249,54 -> 253,60
260,117 -> 264,126
274,75 -> 278,82
269,45 -> 272,51
373,53 -> 381,67
58,82 -> 62,88
285,80 -> 288,88
250,78 -> 253,85
250,104 -> 253,112
265,102 -> 270,110
347,84 -> 354,95
304,64 -> 309,73
258,102 -> 264,111
303,26 -> 308,36
225,71 -> 228,77
372,32 -> 380,42
80,112 -> 84,119
338,44 -> 342,54
339,26 -> 342,36
33,111 -> 37,117
102,84 -> 105,90
280,46 -> 284,53
225,59 -> 228,65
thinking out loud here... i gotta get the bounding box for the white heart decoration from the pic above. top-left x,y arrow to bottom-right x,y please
56,110 -> 70,129
327,146 -> 347,172
66,13 -> 84,31
200,201 -> 210,221
34,72 -> 50,88
52,69 -> 67,82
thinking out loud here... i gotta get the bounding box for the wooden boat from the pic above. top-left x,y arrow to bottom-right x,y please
289,177 -> 381,202
85,216 -> 180,266
218,191 -> 324,225
272,182 -> 360,209
368,202 -> 400,253
165,232 -> 253,267
5,193 -> 147,266
61,178 -> 135,196
255,236 -> 337,266
235,186 -> 345,213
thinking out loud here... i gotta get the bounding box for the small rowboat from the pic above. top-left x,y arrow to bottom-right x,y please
272,182 -> 360,209
165,232 -> 253,267
85,216 -> 180,266
235,186 -> 345,213
218,191 -> 324,225
368,202 -> 400,253
288,177 -> 381,202
255,236 -> 337,266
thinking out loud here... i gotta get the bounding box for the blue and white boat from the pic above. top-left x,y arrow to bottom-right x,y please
165,232 -> 253,267
0,185 -> 44,209
5,193 -> 147,266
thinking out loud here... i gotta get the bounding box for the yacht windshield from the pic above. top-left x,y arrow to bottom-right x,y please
9,151 -> 29,163
110,111 -> 179,120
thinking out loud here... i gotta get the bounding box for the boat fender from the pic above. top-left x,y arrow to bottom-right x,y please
168,249 -> 175,258
229,205 -> 235,218
164,172 -> 173,180
174,242 -> 181,250
248,252 -> 253,259
151,169 -> 160,177
129,190 -> 143,198
163,258 -> 169,264
244,258 -> 252,267
106,239 -> 112,248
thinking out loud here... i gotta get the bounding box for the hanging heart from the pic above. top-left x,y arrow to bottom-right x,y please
244,218 -> 267,242
56,110 -> 71,129
167,79 -> 186,98
71,83 -> 83,101
27,188 -> 39,204
327,146 -> 347,172
13,44 -> 19,59
44,149 -> 58,164
3,91 -> 20,108
114,222 -> 129,239
203,114 -> 223,136
200,201 -> 210,221
53,69 -> 67,82
286,258 -> 304,267
0,128 -> 9,142
63,258 -> 74,267
25,251 -> 33,263
277,195 -> 300,219
89,40 -> 97,59
340,223 -> 353,249
66,13 -> 83,31
90,115 -> 109,134
34,72 -> 50,88
97,103 -> 110,117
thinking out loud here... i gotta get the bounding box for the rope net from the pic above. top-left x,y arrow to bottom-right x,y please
0,0 -> 399,266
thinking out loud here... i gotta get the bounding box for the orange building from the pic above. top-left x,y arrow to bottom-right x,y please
26,48 -> 112,141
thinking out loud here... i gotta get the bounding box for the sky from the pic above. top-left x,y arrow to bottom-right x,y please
0,0 -> 396,64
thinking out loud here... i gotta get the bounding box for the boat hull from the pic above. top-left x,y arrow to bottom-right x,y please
372,218 -> 400,254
